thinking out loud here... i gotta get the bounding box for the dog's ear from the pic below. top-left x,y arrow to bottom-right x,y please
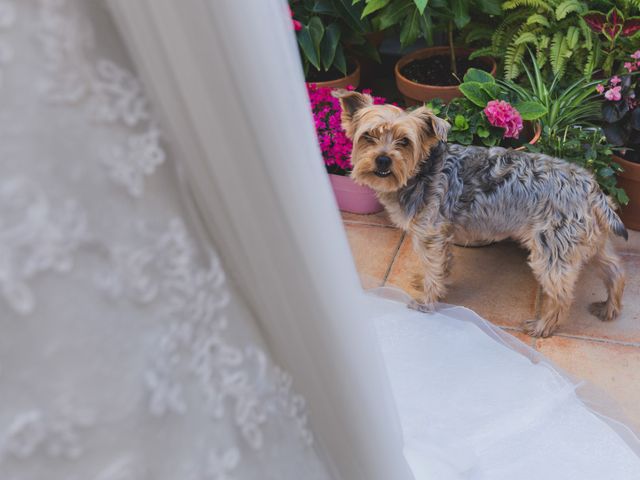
331,89 -> 373,138
411,106 -> 450,142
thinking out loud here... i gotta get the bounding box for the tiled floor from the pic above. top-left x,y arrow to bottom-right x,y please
343,211 -> 640,430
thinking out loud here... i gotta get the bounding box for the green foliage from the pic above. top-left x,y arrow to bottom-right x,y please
428,68 -> 546,147
291,0 -> 379,77
356,0 -> 503,49
468,0 -> 599,81
501,54 -> 627,204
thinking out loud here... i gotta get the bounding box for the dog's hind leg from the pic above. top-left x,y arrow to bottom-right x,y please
589,238 -> 625,322
525,236 -> 583,337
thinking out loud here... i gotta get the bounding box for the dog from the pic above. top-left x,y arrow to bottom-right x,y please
333,89 -> 628,337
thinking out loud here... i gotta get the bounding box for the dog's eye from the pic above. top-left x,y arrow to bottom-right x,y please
363,133 -> 376,143
398,137 -> 410,147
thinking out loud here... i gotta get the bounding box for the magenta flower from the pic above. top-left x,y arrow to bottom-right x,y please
632,50 -> 640,60
288,7 -> 302,31
625,61 -> 638,73
610,75 -> 621,86
483,100 -> 523,139
596,84 -> 605,94
604,86 -> 622,101
307,84 -> 386,173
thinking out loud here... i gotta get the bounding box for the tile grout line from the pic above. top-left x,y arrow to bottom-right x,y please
381,232 -> 406,286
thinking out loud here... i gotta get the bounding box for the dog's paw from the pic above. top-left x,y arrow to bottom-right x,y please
408,299 -> 436,314
524,318 -> 556,338
589,301 -> 617,322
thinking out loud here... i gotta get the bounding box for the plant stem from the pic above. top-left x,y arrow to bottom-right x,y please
449,21 -> 457,76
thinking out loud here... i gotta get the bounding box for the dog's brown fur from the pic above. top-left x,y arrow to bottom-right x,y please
334,89 -> 627,337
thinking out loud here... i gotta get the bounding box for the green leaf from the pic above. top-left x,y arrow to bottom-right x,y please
454,114 -> 469,130
361,0 -> 390,17
298,27 -> 321,70
376,0 -> 412,30
459,82 -> 492,107
514,101 -> 547,120
514,32 -> 537,45
333,46 -> 348,75
463,68 -> 494,84
400,8 -> 421,48
477,126 -> 490,138
413,0 -> 428,14
308,17 -> 325,63
320,23 -> 341,70
451,0 -> 470,29
599,166 -> 614,178
330,0 -> 367,33
477,0 -> 502,15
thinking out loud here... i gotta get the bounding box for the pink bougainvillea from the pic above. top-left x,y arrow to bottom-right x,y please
307,84 -> 386,174
483,100 -> 523,139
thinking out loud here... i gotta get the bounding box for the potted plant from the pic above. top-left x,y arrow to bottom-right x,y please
356,0 -> 500,104
507,56 -> 628,208
427,68 -> 546,149
597,51 -> 640,229
469,0 -> 599,81
290,0 -> 380,88
308,84 -> 387,213
583,5 -> 640,76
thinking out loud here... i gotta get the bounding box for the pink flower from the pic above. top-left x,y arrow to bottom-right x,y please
604,86 -> 622,101
625,62 -> 638,72
632,50 -> 640,60
289,7 -> 302,31
483,100 -> 523,139
596,83 -> 605,94
307,84 -> 386,172
610,75 -> 621,86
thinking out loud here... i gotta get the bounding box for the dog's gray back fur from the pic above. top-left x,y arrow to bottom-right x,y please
393,142 -> 627,243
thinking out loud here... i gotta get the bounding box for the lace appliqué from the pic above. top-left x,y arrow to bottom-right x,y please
98,220 -> 313,468
0,177 -> 88,315
0,405 -> 94,461
36,0 -> 165,197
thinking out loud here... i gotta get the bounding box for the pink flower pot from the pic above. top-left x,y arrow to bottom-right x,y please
329,173 -> 383,214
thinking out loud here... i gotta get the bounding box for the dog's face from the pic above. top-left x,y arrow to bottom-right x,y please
333,90 -> 450,193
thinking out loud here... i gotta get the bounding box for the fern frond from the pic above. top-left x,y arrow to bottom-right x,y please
565,26 -> 579,49
577,18 -> 593,50
550,32 -> 569,78
555,0 -> 585,20
514,31 -> 538,45
502,0 -> 553,12
504,43 -> 526,79
526,13 -> 551,27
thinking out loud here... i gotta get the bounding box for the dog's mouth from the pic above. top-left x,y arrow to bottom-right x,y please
374,169 -> 392,178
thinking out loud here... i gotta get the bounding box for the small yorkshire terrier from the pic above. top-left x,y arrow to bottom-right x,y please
334,89 -> 628,337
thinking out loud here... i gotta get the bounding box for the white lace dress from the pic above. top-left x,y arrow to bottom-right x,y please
0,1 -> 330,479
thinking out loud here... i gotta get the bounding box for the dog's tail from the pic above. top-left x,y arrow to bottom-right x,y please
595,191 -> 628,240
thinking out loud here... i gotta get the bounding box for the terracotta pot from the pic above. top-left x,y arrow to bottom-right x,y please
307,59 -> 360,89
614,154 -> 640,231
514,122 -> 542,151
329,173 -> 383,214
395,47 -> 497,105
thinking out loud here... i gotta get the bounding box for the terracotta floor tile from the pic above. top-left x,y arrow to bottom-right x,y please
341,210 -> 393,227
612,228 -> 640,255
502,328 -> 536,348
536,336 -> 640,430
385,239 -> 538,329
344,223 -> 403,289
555,254 -> 640,344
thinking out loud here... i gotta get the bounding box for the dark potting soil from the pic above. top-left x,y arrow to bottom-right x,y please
306,61 -> 357,83
400,54 -> 490,86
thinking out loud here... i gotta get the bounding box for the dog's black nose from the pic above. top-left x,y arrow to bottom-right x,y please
375,155 -> 392,170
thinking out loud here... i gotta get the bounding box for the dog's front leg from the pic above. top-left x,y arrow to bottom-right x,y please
410,225 -> 452,312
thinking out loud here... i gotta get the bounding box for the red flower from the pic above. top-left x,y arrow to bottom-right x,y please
288,7 -> 302,31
